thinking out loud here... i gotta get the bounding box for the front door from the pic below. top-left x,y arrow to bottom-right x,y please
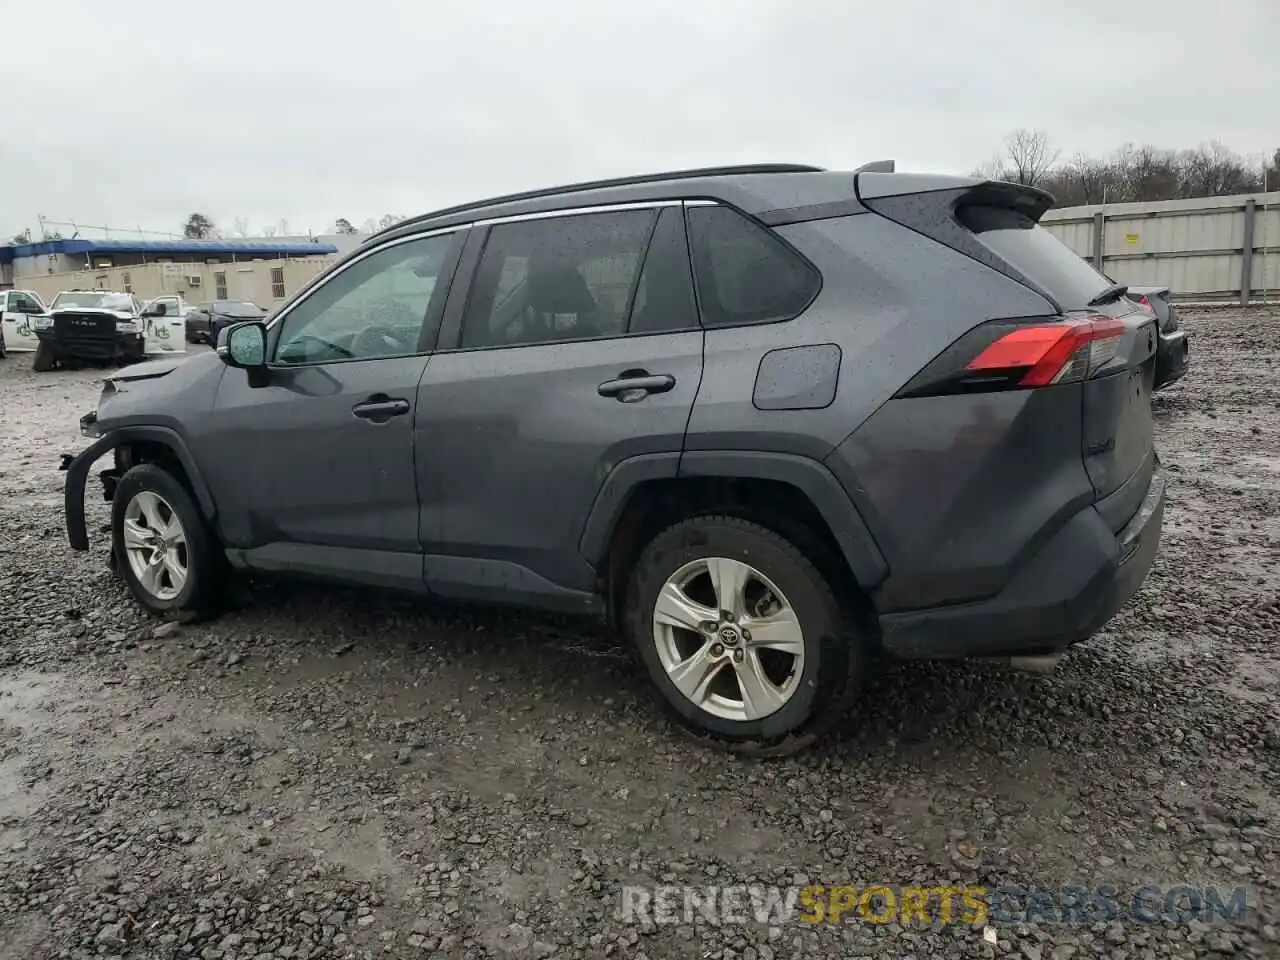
202,229 -> 464,590
415,206 -> 705,605
1,291 -> 46,353
143,295 -> 187,355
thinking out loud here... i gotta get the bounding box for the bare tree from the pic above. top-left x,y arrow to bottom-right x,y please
970,155 -> 1007,181
1125,145 -> 1180,202
360,218 -> 378,234
1045,153 -> 1111,206
1178,142 -> 1260,198
977,135 -> 1274,207
1072,153 -> 1114,204
377,214 -> 405,230
333,217 -> 358,235
261,224 -> 277,238
278,218 -> 290,237
232,216 -> 251,238
1003,129 -> 1060,187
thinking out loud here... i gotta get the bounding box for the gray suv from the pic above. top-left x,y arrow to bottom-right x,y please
61,163 -> 1165,755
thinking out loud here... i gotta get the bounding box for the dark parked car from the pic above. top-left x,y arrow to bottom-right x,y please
1126,284 -> 1189,389
61,163 -> 1164,755
32,290 -> 146,371
185,300 -> 268,345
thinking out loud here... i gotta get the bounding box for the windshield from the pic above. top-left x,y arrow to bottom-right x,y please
213,300 -> 266,317
52,291 -> 134,311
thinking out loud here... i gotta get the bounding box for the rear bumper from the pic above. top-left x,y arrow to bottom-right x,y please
1154,329 -> 1189,389
878,464 -> 1165,658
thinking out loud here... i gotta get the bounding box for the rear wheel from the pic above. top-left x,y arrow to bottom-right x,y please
623,516 -> 863,756
32,343 -> 55,371
111,464 -> 225,617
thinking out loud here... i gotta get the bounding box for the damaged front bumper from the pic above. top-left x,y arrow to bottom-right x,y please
60,428 -> 122,551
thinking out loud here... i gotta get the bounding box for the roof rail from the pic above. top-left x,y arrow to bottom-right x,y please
854,160 -> 895,174
381,163 -> 826,237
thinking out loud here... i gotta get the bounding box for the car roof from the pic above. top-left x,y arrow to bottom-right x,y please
368,164 -> 877,242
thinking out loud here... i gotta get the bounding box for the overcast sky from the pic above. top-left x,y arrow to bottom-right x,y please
3,0 -> 1276,240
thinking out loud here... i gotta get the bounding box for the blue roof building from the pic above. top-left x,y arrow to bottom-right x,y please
1,237 -> 343,301
0,237 -> 338,267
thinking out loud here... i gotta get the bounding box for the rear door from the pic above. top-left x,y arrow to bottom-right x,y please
414,204 -> 704,605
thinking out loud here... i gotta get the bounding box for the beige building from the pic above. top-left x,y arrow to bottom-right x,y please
2,237 -> 343,307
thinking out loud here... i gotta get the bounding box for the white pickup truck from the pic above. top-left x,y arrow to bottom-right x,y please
0,288 -> 50,356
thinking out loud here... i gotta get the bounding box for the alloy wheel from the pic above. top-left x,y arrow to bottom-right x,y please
122,490 -> 189,601
652,557 -> 805,721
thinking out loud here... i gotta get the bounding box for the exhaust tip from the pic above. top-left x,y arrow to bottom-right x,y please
1004,652 -> 1066,675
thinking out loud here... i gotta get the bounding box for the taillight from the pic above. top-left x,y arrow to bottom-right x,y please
895,316 -> 1128,399
967,317 -> 1124,386
1133,294 -> 1155,314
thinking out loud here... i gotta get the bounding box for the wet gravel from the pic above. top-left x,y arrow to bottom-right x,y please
0,308 -> 1277,959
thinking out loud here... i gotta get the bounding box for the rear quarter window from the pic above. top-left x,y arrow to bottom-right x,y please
958,205 -> 1109,309
686,206 -> 820,327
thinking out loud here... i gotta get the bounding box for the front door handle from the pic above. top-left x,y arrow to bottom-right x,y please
598,373 -> 676,402
352,396 -> 410,422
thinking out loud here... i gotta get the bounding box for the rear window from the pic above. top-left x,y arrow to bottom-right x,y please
214,300 -> 265,317
958,205 -> 1110,308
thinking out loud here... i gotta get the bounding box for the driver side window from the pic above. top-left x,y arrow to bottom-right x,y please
275,231 -> 458,365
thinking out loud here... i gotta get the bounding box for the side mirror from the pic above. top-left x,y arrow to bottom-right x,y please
142,303 -> 167,317
218,321 -> 268,370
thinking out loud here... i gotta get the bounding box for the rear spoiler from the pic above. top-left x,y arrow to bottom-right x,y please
959,180 -> 1056,223
856,172 -> 1056,223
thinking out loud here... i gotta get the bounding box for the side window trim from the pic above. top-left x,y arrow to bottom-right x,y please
263,226 -> 466,366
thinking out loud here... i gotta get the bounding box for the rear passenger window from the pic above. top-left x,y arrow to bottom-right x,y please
459,210 -> 656,349
686,205 -> 820,327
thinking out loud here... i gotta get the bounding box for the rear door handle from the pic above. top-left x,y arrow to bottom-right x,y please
597,373 -> 675,402
352,396 -> 410,421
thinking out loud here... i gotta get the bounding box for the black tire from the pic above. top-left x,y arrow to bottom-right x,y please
111,463 -> 225,617
32,343 -> 55,372
623,515 -> 863,757
0,335 -> 7,358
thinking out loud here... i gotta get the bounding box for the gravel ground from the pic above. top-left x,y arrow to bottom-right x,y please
0,309 -> 1277,960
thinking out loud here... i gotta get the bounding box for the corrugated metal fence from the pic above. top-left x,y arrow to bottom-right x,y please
1041,191 -> 1280,304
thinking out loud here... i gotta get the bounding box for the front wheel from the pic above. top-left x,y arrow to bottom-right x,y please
623,516 -> 863,757
111,464 -> 225,616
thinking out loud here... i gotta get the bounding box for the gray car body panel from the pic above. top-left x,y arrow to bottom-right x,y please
64,166 -> 1164,658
